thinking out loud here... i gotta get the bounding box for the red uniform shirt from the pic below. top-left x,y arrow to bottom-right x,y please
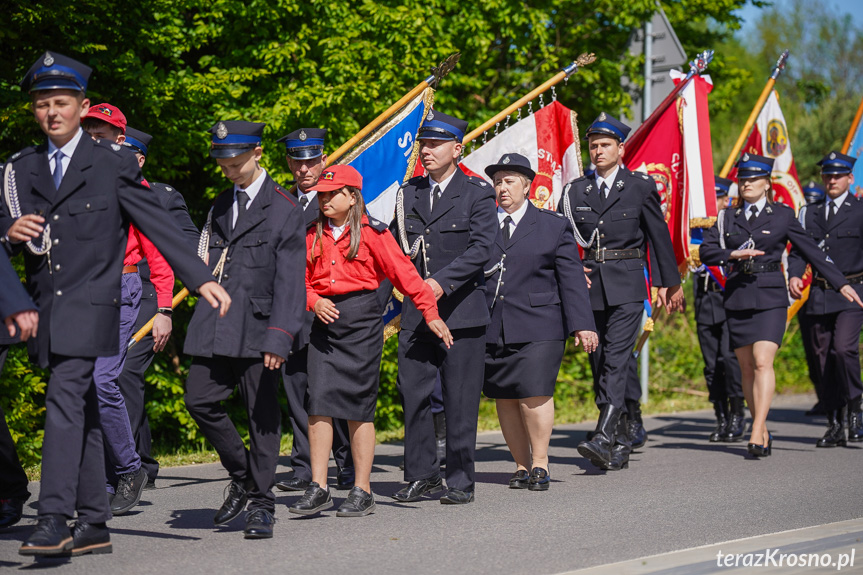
123,178 -> 175,308
306,215 -> 440,324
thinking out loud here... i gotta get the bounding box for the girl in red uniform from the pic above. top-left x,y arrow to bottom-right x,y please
289,165 -> 452,517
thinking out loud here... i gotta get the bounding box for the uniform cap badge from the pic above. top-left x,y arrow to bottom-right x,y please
742,153 -> 750,161
322,171 -> 335,181
598,112 -> 607,121
216,122 -> 228,140
44,53 -> 55,67
830,152 -> 836,160
299,130 -> 307,141
426,110 -> 435,121
503,156 -> 511,164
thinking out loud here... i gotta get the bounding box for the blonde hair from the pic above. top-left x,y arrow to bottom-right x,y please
311,186 -> 366,260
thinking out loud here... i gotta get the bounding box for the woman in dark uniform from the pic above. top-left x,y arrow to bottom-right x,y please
482,154 -> 597,489
700,154 -> 863,457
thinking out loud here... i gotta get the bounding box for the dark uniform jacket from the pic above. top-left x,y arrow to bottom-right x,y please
559,167 -> 680,310
390,169 -> 497,332
0,135 -> 214,368
290,191 -> 319,351
183,173 -> 305,360
700,202 -> 847,311
484,203 -> 595,345
0,248 -> 34,320
693,272 -> 726,326
788,194 -> 863,315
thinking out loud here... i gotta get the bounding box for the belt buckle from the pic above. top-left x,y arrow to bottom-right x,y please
596,248 -> 606,263
741,260 -> 754,274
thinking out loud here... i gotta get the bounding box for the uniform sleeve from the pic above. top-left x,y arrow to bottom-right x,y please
787,208 -> 809,279
786,210 -> 848,289
305,231 -> 323,311
133,226 -> 176,308
261,203 -> 306,357
369,228 -> 440,323
162,186 -> 201,250
555,220 -> 595,334
699,216 -> 733,266
431,187 -> 498,296
641,185 -> 680,287
0,248 -> 35,318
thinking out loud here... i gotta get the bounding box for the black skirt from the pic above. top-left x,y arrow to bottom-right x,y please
726,307 -> 786,348
308,290 -> 384,422
483,340 -> 565,399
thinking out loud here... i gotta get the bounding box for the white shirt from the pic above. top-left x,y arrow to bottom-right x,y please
429,169 -> 458,209
826,190 -> 849,220
743,196 -> 767,220
298,189 -> 317,210
47,127 -> 85,179
232,168 -> 267,227
595,165 -> 620,197
329,220 -> 347,240
497,200 -> 529,236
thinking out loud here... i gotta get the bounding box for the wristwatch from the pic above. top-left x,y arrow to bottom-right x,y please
158,307 -> 173,317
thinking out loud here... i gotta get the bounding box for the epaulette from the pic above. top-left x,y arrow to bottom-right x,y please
539,208 -> 564,218
570,174 -> 588,183
406,175 -> 425,186
93,139 -> 124,153
6,146 -> 38,164
365,216 -> 388,232
772,201 -> 794,213
150,182 -> 177,194
466,175 -> 490,189
272,184 -> 297,206
639,172 -> 652,181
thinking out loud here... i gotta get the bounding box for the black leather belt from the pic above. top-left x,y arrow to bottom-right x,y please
813,271 -> 863,290
733,261 -> 781,274
585,248 -> 643,263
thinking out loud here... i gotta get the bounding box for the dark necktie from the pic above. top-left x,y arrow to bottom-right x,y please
431,185 -> 441,212
300,195 -> 309,210
53,149 -> 65,190
502,215 -> 513,243
827,200 -> 836,223
749,205 -> 758,221
235,190 -> 250,229
599,182 -> 608,207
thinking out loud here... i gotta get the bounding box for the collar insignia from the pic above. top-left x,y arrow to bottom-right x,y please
616,180 -> 624,189
586,184 -> 593,193
111,143 -> 121,151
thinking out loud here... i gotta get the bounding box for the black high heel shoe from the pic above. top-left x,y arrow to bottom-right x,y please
747,433 -> 773,457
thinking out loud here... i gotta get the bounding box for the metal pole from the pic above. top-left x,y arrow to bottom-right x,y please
643,19 -> 653,122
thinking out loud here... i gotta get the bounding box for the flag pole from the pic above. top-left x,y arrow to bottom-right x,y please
461,53 -> 597,146
719,50 -> 790,177
841,95 -> 863,154
128,54 -> 460,349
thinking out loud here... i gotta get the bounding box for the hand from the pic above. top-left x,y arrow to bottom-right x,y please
583,266 -> 592,289
7,214 -> 45,243
840,285 -> 863,309
314,298 -> 339,324
789,277 -> 805,300
198,281 -> 231,317
152,313 -> 173,352
574,330 -> 598,353
5,309 -> 37,340
729,248 -> 765,260
425,278 -> 444,300
427,319 -> 453,349
660,284 -> 686,314
264,352 -> 285,370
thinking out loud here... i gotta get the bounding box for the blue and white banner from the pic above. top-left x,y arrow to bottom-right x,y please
847,110 -> 863,196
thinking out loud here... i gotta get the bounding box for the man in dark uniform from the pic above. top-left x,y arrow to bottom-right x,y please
182,120 -> 305,538
559,113 -> 684,471
695,176 -> 744,442
799,181 -> 827,416
2,51 -> 229,557
390,110 -> 497,504
0,247 -> 38,529
789,152 -> 863,447
118,127 -> 200,489
273,128 -> 354,493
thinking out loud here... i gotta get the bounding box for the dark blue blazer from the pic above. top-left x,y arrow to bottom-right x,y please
390,169 -> 497,332
559,167 -> 680,310
484,203 -> 595,344
701,202 -> 847,311
693,272 -> 726,326
183,173 -> 305,359
0,248 -> 35,319
0,135 -> 213,368
788,194 -> 863,315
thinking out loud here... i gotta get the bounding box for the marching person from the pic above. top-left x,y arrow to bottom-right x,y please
273,128 -> 354,494
2,51 -> 229,557
182,120 -> 305,539
289,165 -> 452,517
789,153 -> 863,447
390,110 -> 497,504
559,112 -> 684,472
118,127 -> 200,490
481,154 -> 597,491
798,181 -> 827,417
694,176 -> 744,442
0,246 -> 38,529
700,153 -> 863,458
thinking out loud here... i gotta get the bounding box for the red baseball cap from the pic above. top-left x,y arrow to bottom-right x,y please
310,165 -> 363,192
85,103 -> 127,133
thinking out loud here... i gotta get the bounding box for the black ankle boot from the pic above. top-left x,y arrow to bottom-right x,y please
848,397 -> 863,443
606,413 -> 632,471
433,411 -> 447,466
709,400 -> 729,443
817,409 -> 847,448
577,404 -> 621,469
722,397 -> 746,442
624,399 -> 647,449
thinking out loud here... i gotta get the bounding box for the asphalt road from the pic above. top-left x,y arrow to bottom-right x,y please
2,394 -> 861,574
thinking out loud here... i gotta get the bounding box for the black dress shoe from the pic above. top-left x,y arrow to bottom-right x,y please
508,470 -> 529,489
111,467 -> 148,516
19,515 -> 72,556
336,486 -> 376,517
528,468 -> 550,491
336,467 -> 355,490
214,480 -> 250,526
391,475 -> 443,502
244,509 -> 275,539
440,488 -> 474,504
275,476 -> 311,492
289,482 -> 333,515
0,496 -> 27,529
68,521 -> 112,556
